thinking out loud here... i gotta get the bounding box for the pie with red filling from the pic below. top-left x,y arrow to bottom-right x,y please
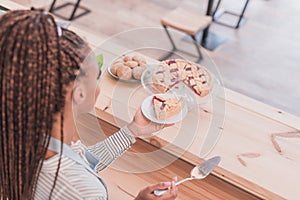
153,95 -> 185,120
152,59 -> 212,97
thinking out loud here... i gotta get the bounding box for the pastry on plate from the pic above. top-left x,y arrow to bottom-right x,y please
152,59 -> 212,97
132,66 -> 146,80
152,95 -> 185,120
110,54 -> 147,80
124,61 -> 138,69
110,62 -> 123,75
116,65 -> 132,80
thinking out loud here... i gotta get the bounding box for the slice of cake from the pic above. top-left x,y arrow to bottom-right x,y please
153,95 -> 185,120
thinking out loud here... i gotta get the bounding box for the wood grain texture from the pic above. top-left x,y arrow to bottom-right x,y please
93,108 -> 285,200
88,44 -> 299,199
78,115 -> 268,200
86,43 -> 299,199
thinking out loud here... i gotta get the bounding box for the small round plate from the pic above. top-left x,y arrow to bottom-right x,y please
141,94 -> 188,124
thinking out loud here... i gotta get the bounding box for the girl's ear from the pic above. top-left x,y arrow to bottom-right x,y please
72,85 -> 86,105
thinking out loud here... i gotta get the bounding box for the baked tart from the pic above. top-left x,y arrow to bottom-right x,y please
153,95 -> 185,120
152,59 -> 212,97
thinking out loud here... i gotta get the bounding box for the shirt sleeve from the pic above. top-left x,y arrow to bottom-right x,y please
87,126 -> 136,172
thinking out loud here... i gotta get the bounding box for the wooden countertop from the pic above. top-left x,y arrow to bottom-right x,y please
77,114 -> 274,200
91,42 -> 300,199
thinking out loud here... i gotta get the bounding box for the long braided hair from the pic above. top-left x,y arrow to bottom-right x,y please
0,9 -> 90,199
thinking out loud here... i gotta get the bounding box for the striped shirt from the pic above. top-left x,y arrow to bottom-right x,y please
35,126 -> 136,200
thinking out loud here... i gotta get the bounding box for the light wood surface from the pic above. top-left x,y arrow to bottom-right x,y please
93,72 -> 299,200
71,17 -> 300,199
1,0 -> 27,9
67,17 -> 300,198
78,115 -> 276,200
91,41 -> 300,199
70,24 -> 293,198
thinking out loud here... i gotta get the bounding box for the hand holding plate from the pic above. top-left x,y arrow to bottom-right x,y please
127,107 -> 174,138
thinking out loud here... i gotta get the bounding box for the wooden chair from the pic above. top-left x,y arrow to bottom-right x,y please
160,8 -> 212,63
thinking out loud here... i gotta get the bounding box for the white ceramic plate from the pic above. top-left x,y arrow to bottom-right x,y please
141,94 -> 188,124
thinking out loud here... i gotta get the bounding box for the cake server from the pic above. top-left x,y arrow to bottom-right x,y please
154,156 -> 221,196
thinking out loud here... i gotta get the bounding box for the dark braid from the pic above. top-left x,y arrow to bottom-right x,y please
0,9 -> 90,199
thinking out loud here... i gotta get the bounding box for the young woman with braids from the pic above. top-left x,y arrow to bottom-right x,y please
0,9 -> 177,200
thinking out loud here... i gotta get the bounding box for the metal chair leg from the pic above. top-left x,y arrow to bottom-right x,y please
191,35 -> 203,63
212,0 -> 222,20
69,0 -> 81,20
49,0 -> 57,12
163,25 -> 177,51
161,25 -> 203,62
159,25 -> 177,61
212,0 -> 250,29
236,0 -> 250,28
